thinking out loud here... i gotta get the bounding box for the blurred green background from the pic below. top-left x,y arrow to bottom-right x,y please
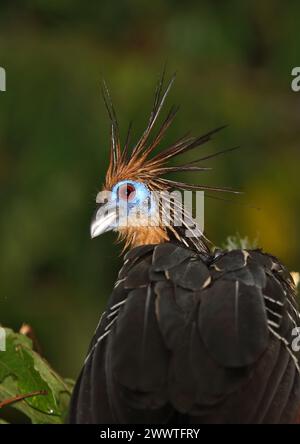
0,0 -> 299,380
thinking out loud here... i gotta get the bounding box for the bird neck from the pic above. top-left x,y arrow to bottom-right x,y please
118,225 -> 211,255
118,226 -> 169,250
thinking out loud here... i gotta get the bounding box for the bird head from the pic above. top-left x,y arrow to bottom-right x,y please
91,73 -> 239,253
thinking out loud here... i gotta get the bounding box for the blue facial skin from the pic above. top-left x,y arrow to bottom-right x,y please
110,180 -> 157,225
112,180 -> 149,208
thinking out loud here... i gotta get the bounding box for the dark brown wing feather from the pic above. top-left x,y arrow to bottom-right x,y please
69,244 -> 300,424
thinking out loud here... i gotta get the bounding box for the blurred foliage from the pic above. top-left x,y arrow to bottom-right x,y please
0,0 -> 299,382
222,233 -> 258,251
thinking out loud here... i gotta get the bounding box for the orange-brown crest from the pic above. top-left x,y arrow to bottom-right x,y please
102,74 -> 239,195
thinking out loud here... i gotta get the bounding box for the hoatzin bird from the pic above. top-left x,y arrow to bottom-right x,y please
69,74 -> 300,424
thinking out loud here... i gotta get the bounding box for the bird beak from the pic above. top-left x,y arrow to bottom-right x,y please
90,204 -> 117,239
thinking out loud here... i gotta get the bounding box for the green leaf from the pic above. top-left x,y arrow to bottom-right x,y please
0,328 -> 74,424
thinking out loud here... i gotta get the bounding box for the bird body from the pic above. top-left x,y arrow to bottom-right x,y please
69,74 -> 300,424
69,243 -> 300,424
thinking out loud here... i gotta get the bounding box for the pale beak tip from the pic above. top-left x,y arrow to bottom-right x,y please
90,223 -> 98,239
90,208 -> 117,240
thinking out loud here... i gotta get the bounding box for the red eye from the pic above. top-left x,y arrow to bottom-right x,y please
118,183 -> 136,201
